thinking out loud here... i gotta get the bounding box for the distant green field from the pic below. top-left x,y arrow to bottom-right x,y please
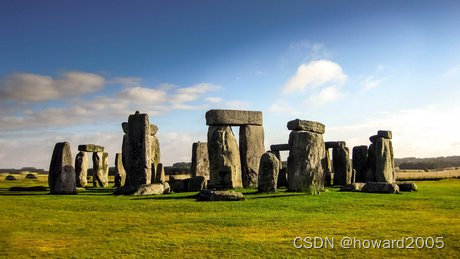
0,179 -> 459,258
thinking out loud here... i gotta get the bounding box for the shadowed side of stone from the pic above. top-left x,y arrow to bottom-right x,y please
78,144 -> 104,153
352,145 -> 368,183
49,142 -> 76,194
396,181 -> 418,192
198,189 -> 245,201
332,145 -> 352,185
258,152 -> 280,193
340,183 -> 365,192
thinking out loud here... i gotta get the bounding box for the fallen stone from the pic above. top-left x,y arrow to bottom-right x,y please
133,183 -> 169,196
191,142 -> 210,180
114,153 -> 126,188
352,145 -> 368,183
396,181 -> 418,192
198,189 -> 245,201
205,109 -> 263,126
270,144 -> 290,151
377,130 -> 392,139
362,182 -> 400,193
188,176 -> 206,192
258,152 -> 280,193
240,125 -> 265,188
78,144 -> 104,153
287,119 -> 325,134
49,142 -> 76,194
75,151 -> 88,187
207,125 -> 242,189
340,182 -> 365,192
374,138 -> 395,183
287,130 -> 325,194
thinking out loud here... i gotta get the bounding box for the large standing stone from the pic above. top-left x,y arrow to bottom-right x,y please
324,149 -> 333,186
287,119 -> 325,134
75,151 -> 88,187
150,134 -> 161,169
207,125 -> 242,189
366,143 -> 376,182
352,145 -> 368,183
114,153 -> 126,188
258,152 -> 280,193
287,130 -> 325,194
122,134 -> 129,174
374,137 -> 395,183
92,152 -> 105,187
154,163 -> 165,184
102,152 -> 109,187
78,144 -> 104,153
206,109 -> 262,126
191,142 -> 210,180
48,142 -> 76,194
239,125 -> 265,188
125,112 -> 151,189
332,145 -> 352,185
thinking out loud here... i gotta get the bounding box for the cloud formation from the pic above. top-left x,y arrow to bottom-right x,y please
0,71 -> 106,101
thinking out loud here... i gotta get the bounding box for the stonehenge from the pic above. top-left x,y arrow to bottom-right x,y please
48,142 -> 76,194
77,144 -> 108,187
75,151 -> 88,187
191,142 -> 210,180
287,119 -> 326,194
258,152 -> 280,193
206,109 -> 264,189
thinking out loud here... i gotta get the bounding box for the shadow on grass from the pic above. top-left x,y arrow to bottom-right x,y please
129,194 -> 198,200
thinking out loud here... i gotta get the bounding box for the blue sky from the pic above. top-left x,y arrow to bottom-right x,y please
1,0 -> 460,168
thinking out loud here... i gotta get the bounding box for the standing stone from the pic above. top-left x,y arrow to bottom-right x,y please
239,125 -> 265,188
48,142 -> 76,194
188,176 -> 207,192
287,129 -> 326,194
154,163 -> 165,184
75,151 -> 88,187
150,133 -> 161,169
366,143 -> 376,182
114,153 -> 126,188
207,125 -> 242,189
332,145 -> 352,185
122,134 -> 129,174
258,152 -> 280,193
277,168 -> 287,187
92,152 -> 105,187
125,111 -> 151,189
352,145 -> 368,183
102,152 -> 109,187
191,142 -> 210,180
374,137 -> 396,183
324,149 -> 333,186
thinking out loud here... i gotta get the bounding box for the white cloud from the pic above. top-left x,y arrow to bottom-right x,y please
205,97 -> 223,103
306,86 -> 344,107
118,86 -> 168,103
170,83 -> 220,104
282,59 -> 347,93
361,75 -> 382,91
443,65 -> 460,77
0,71 -> 106,101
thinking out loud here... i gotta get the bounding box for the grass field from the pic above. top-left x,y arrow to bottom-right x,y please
0,179 -> 459,258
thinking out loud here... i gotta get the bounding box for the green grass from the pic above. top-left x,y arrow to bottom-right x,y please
0,179 -> 459,258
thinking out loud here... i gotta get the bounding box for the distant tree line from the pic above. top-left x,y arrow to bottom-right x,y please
395,156 -> 460,170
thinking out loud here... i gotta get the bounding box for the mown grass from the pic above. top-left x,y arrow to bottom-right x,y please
0,179 -> 459,258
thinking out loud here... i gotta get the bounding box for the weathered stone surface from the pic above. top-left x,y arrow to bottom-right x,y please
369,135 -> 379,143
366,143 -> 376,182
324,149 -> 333,186
287,119 -> 325,134
287,130 -> 325,194
362,182 -> 400,193
325,141 -> 346,149
114,153 -> 126,188
207,125 -> 242,189
122,134 -> 129,174
396,181 -> 418,192
150,124 -> 158,136
49,142 -> 76,194
154,163 -> 165,184
332,146 -> 352,185
277,167 -> 287,187
163,182 -> 171,194
102,153 -> 109,186
198,189 -> 245,201
352,145 -> 368,183
188,176 -> 206,192
75,151 -> 88,187
150,135 -> 161,171
122,122 -> 128,134
377,130 -> 392,139
374,138 -> 395,183
340,182 -> 365,192
168,178 -> 190,192
240,125 -> 265,188
133,183 -> 169,196
78,144 -> 104,153
205,109 -> 262,126
270,144 -> 290,151
191,142 -> 210,180
258,152 -> 280,193
352,169 -> 356,183
92,152 -> 105,187
125,112 -> 151,189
